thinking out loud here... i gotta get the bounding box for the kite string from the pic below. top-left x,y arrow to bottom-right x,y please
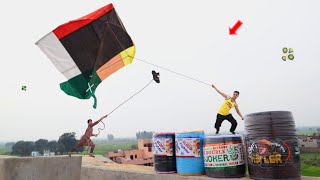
134,57 -> 211,87
107,22 -> 210,87
96,121 -> 105,136
95,79 -> 153,136
107,79 -> 154,116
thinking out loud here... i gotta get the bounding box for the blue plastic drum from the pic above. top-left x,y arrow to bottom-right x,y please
175,130 -> 205,176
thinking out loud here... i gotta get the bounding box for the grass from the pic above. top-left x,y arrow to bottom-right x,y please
301,165 -> 320,177
80,140 -> 137,156
300,152 -> 320,177
0,149 -> 11,155
296,130 -> 319,135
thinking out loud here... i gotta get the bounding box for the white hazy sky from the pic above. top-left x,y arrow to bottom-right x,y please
1,0 -> 319,141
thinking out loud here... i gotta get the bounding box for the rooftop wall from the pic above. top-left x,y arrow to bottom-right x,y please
0,155 -> 81,180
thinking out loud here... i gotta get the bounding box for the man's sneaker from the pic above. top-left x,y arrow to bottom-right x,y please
215,130 -> 219,135
231,131 -> 236,135
89,153 -> 95,158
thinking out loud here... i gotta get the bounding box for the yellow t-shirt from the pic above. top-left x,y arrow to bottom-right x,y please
218,98 -> 236,116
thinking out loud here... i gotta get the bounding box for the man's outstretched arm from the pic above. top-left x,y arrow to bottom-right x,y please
235,104 -> 244,120
212,84 -> 230,99
92,115 -> 108,126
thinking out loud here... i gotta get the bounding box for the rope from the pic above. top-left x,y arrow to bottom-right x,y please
107,79 -> 154,116
96,121 -> 105,136
134,57 -> 211,87
95,79 -> 154,136
106,21 -> 211,87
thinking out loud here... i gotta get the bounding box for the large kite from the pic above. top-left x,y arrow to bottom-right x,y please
36,4 -> 135,108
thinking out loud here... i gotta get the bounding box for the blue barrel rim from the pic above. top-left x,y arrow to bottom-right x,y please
176,130 -> 205,134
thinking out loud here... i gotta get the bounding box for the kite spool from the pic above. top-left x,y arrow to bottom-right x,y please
153,132 -> 176,173
203,135 -> 246,178
175,130 -> 205,176
244,111 -> 300,180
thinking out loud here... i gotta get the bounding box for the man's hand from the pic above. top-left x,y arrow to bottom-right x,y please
99,115 -> 108,121
241,116 -> 244,120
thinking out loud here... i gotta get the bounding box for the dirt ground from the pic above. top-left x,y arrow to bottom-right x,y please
81,155 -> 154,172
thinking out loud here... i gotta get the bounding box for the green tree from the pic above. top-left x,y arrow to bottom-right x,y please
58,132 -> 77,154
46,140 -> 58,153
136,131 -> 153,139
107,134 -> 114,141
5,142 -> 15,150
11,141 -> 35,156
34,139 -> 48,154
55,143 -> 65,155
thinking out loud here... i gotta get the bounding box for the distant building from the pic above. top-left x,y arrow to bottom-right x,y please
31,150 -> 55,157
107,139 -> 153,166
298,134 -> 320,152
31,151 -> 40,157
43,150 -> 55,156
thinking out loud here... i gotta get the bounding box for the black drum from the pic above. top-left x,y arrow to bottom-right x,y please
153,132 -> 176,173
203,135 -> 246,178
244,111 -> 300,180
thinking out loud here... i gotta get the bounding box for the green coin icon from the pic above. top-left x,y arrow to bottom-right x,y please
282,56 -> 286,61
288,54 -> 294,60
289,48 -> 294,53
282,47 -> 288,53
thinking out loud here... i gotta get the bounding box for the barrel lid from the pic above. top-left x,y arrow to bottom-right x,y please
245,111 -> 292,117
176,130 -> 204,134
153,132 -> 175,135
206,134 -> 242,139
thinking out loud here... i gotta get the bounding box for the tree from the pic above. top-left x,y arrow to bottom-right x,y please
107,134 -> 114,141
136,131 -> 153,139
131,144 -> 138,150
57,132 -> 78,154
47,140 -> 58,153
55,143 -> 65,155
34,139 -> 48,154
5,142 -> 15,150
11,141 -> 35,156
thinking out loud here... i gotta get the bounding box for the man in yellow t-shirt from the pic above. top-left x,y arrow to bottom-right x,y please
212,84 -> 244,135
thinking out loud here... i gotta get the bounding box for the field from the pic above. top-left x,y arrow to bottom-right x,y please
81,139 -> 137,156
0,149 -> 11,155
300,152 -> 320,177
296,130 -> 319,135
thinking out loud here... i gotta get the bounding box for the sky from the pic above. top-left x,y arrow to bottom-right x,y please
1,0 -> 320,142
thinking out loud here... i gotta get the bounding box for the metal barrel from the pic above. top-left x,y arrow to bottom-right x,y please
244,111 -> 301,180
203,134 -> 246,178
153,132 -> 176,173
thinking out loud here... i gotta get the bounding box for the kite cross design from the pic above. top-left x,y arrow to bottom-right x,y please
86,83 -> 94,94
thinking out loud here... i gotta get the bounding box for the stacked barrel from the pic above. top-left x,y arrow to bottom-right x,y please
244,111 -> 300,180
151,111 -> 301,179
153,132 -> 176,173
203,135 -> 246,178
175,130 -> 205,176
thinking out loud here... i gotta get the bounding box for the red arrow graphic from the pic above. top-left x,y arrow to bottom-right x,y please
229,20 -> 243,35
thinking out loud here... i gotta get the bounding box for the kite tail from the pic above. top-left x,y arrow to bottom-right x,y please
92,94 -> 97,109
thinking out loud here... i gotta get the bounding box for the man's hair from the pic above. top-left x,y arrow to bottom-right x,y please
87,119 -> 92,124
234,91 -> 240,95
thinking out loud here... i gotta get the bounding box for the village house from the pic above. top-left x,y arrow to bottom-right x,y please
107,139 -> 153,166
298,133 -> 320,153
